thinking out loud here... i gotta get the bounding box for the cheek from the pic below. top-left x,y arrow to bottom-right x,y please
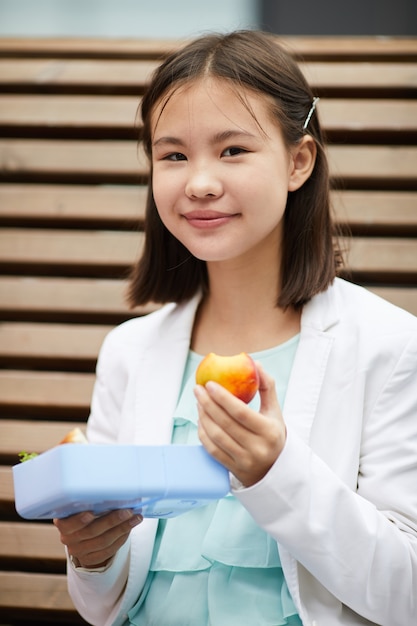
151,173 -> 182,236
152,168 -> 182,210
151,171 -> 170,217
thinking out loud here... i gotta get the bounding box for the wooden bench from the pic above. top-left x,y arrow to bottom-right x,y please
0,35 -> 416,624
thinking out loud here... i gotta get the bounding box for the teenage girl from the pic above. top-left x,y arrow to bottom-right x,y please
54,30 -> 417,626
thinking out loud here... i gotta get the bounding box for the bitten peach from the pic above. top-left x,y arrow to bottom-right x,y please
196,352 -> 259,403
19,427 -> 88,463
59,427 -> 88,445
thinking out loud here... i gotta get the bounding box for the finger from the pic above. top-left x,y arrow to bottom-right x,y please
198,405 -> 282,488
256,363 -> 282,417
53,511 -> 95,534
54,509 -> 141,533
55,510 -> 141,552
196,385 -> 273,476
196,381 -> 259,434
69,527 -> 133,569
197,403 -> 242,464
77,509 -> 142,541
57,509 -> 142,569
195,384 -> 257,461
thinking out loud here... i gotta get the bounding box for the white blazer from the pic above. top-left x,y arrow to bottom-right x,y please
67,278 -> 417,626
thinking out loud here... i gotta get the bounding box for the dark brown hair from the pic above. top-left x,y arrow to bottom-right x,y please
128,30 -> 343,309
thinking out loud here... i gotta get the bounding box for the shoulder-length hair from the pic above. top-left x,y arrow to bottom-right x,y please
128,29 -> 343,310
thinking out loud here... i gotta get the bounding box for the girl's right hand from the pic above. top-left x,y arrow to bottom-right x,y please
53,509 -> 142,569
196,363 -> 286,488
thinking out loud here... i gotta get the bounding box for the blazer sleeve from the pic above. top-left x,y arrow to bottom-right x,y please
67,541 -> 131,626
86,326 -> 132,444
234,333 -> 417,625
63,327 -> 134,625
65,303 -> 186,626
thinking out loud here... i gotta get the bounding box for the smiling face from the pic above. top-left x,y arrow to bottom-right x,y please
151,77 -> 312,270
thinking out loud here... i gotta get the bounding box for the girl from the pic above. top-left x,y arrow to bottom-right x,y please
54,30 -> 417,626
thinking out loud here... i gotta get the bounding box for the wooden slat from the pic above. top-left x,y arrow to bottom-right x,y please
0,465 -> 15,510
1,36 -> 416,61
0,419 -> 86,457
1,185 -> 416,233
0,276 -> 127,314
0,521 -> 66,570
300,61 -> 417,93
0,274 -> 415,321
1,96 -> 416,139
2,140 -> 416,186
0,370 -> 94,416
0,276 -> 157,324
0,139 -> 148,182
0,183 -> 146,226
0,571 -> 85,622
0,58 -> 158,91
0,183 -> 147,229
1,59 -> 416,95
2,277 -> 415,324
0,322 -> 110,368
0,94 -> 140,126
1,230 -> 415,275
345,237 -> 417,275
0,228 -> 144,269
281,36 -> 417,61
0,36 -> 178,59
320,99 -> 417,138
0,94 -> 141,135
328,145 -> 417,188
332,190 -> 417,233
368,287 -> 417,317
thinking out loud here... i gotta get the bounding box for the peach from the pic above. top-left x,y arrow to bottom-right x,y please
59,427 -> 88,445
196,352 -> 259,403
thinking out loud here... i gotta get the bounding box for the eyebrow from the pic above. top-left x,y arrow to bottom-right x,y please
152,129 -> 258,148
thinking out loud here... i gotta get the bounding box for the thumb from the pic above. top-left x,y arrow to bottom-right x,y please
255,362 -> 282,418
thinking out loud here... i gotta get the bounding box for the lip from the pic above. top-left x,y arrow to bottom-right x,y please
183,210 -> 239,229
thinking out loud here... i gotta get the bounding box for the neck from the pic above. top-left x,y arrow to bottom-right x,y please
192,256 -> 301,355
207,258 -> 278,319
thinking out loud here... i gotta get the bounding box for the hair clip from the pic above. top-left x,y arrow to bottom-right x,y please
303,97 -> 320,130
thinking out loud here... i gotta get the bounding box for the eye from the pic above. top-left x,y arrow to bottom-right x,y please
164,152 -> 187,161
222,146 -> 247,157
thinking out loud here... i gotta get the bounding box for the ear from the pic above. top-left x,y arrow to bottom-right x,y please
288,135 -> 317,192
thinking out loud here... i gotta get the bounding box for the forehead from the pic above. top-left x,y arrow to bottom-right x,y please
150,77 -> 276,137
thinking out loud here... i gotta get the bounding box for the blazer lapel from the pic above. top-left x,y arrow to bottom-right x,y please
283,283 -> 340,443
133,295 -> 201,445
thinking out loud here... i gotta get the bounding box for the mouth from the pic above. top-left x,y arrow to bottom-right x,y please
183,210 -> 239,229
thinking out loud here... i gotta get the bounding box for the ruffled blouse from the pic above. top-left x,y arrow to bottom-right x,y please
128,337 -> 302,626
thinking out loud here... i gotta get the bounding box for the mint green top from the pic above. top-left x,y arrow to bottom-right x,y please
128,336 -> 302,626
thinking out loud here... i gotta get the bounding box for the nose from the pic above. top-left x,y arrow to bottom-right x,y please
185,166 -> 223,199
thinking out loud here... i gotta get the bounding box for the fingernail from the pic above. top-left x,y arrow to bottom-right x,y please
129,515 -> 142,527
194,385 -> 203,398
205,381 -> 217,393
119,509 -> 133,521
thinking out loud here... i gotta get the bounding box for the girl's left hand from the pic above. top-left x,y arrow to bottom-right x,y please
195,363 -> 286,487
